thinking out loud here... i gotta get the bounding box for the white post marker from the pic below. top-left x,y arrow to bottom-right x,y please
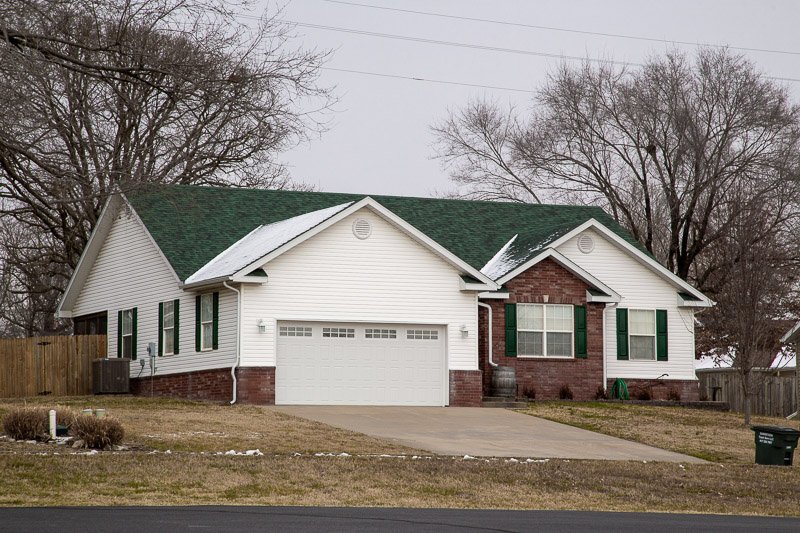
49,409 -> 56,440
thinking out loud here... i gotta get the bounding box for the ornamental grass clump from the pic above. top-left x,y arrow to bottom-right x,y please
2,407 -> 48,440
70,415 -> 124,449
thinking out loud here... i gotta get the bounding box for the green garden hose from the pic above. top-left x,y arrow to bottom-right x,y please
611,378 -> 629,400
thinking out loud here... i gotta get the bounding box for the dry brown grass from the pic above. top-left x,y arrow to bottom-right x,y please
1,454 -> 799,515
522,401 -> 795,463
0,396 -> 419,455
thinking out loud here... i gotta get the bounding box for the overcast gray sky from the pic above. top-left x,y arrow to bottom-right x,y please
252,0 -> 800,197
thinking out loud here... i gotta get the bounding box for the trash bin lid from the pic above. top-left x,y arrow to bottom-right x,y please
751,425 -> 800,435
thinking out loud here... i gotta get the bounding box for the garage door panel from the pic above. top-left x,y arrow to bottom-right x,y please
276,322 -> 445,405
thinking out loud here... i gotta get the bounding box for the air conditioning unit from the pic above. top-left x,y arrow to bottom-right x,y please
92,358 -> 130,394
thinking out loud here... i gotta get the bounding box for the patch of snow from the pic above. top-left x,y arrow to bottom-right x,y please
462,454 -> 476,460
245,449 -> 263,456
186,202 -> 354,284
480,234 -> 518,280
771,350 -> 795,369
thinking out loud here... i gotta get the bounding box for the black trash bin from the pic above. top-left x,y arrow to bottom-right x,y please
751,425 -> 800,466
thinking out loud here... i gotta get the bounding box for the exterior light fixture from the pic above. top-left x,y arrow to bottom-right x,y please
257,319 -> 267,334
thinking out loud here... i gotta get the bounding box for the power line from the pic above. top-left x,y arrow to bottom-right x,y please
322,0 -> 800,58
322,67 -> 534,93
283,20 -> 800,84
284,20 -> 643,68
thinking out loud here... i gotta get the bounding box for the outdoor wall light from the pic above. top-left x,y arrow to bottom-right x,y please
257,319 -> 267,334
460,325 -> 469,337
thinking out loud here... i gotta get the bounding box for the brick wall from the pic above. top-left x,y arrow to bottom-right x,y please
479,258 -> 605,400
237,367 -> 275,404
131,367 -> 232,402
610,378 -> 700,401
449,370 -> 482,406
130,366 -> 276,404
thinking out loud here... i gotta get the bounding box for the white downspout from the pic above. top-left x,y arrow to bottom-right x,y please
604,302 -> 618,391
223,281 -> 241,405
478,302 -> 497,367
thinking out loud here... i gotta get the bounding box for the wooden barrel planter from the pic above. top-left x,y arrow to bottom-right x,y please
491,366 -> 517,398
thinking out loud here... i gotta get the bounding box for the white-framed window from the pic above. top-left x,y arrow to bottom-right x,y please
517,304 -> 573,357
279,326 -> 313,337
407,329 -> 438,340
162,300 -> 175,355
200,293 -> 214,351
323,327 -> 354,338
365,328 -> 397,339
629,309 -> 656,361
120,308 -> 134,358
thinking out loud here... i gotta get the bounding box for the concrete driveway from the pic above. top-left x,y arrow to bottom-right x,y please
273,406 -> 704,463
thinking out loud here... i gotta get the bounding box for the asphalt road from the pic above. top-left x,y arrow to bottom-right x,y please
1,507 -> 798,532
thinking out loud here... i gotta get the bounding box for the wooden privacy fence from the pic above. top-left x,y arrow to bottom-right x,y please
697,368 -> 797,417
0,335 -> 107,398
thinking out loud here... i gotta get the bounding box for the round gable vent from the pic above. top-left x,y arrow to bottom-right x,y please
352,218 -> 372,240
577,233 -> 595,254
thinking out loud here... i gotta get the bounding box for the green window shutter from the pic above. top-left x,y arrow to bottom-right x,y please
574,305 -> 587,358
131,307 -> 138,361
505,303 -> 517,357
158,302 -> 164,356
117,310 -> 123,358
173,299 -> 180,355
616,308 -> 629,360
212,292 -> 219,350
195,295 -> 201,352
656,309 -> 668,361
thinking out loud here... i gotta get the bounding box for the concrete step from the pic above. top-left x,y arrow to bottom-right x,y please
481,397 -> 529,409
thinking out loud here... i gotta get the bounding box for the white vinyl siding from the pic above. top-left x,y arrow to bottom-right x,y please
517,304 -> 573,357
72,205 -> 236,377
239,209 -> 478,372
557,227 -> 697,381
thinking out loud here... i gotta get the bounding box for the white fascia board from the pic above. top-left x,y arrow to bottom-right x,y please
459,279 -> 496,292
57,194 -> 122,318
548,219 -> 714,307
586,290 -> 620,303
677,294 -> 708,308
232,197 -> 500,290
478,291 -> 510,299
782,321 -> 800,343
495,248 -> 621,303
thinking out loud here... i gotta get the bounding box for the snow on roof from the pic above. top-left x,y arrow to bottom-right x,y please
694,353 -> 733,370
771,350 -> 796,370
185,202 -> 353,284
480,234 -> 518,280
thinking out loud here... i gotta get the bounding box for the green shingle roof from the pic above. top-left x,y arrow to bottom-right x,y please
125,184 -> 646,281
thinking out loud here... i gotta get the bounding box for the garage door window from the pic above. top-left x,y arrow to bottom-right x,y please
323,327 -> 355,338
407,329 -> 438,340
279,326 -> 312,337
365,328 -> 397,339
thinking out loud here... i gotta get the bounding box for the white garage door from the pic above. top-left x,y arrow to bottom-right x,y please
276,322 -> 446,405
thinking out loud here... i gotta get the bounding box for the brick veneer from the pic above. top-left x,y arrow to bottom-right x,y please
130,366 -> 276,404
449,370 -> 482,406
479,258 -> 605,400
610,378 -> 700,401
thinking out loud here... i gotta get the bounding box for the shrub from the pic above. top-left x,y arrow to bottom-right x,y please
633,388 -> 652,401
595,385 -> 608,400
2,407 -> 48,441
522,386 -> 536,400
70,415 -> 124,449
667,388 -> 681,402
558,384 -> 574,400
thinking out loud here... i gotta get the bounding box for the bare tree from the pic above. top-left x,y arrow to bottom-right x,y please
0,0 -> 332,334
432,49 -> 800,290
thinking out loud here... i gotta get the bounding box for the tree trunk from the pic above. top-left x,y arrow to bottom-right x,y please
744,394 -> 752,426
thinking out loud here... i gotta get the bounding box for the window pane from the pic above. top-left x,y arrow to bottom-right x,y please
163,302 -> 174,329
202,323 -> 213,349
164,329 -> 174,354
518,304 -> 543,330
122,335 -> 132,358
630,335 -> 655,360
122,309 -> 132,335
629,309 -> 655,335
201,294 -> 213,322
518,331 -> 543,356
546,305 -> 573,332
547,332 -> 572,357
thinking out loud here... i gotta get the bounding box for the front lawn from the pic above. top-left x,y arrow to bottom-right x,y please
522,401 -> 795,463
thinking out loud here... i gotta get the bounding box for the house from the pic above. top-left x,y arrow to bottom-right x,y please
57,185 -> 713,405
